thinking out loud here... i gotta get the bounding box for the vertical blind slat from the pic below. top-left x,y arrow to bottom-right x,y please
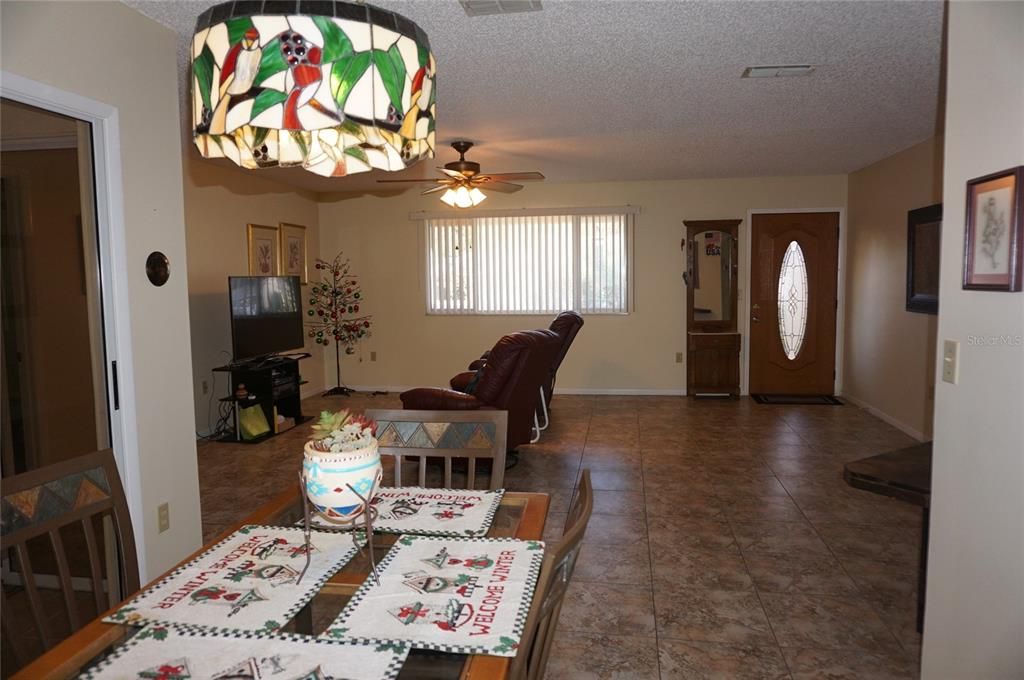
425,211 -> 629,314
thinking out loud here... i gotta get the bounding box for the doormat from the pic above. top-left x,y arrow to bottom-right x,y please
751,394 -> 843,405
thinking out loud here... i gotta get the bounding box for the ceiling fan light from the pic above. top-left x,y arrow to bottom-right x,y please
454,185 -> 474,208
440,188 -> 459,207
469,187 -> 487,205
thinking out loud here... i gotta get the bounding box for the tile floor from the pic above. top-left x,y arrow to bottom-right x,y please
197,393 -> 924,679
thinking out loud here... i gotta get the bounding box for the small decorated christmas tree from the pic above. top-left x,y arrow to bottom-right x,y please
306,252 -> 372,396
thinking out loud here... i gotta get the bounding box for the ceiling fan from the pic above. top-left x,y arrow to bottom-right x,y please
377,141 -> 545,207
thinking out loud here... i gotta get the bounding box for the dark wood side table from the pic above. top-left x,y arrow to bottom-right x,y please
843,442 -> 932,631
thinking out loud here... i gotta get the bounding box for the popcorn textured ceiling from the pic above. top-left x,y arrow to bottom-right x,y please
123,0 -> 944,195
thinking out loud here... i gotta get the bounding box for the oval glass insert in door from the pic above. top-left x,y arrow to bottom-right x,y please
777,241 -> 808,360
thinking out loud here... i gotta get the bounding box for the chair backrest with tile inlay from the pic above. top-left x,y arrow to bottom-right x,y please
509,469 -> 594,680
365,409 -> 508,490
0,449 -> 139,672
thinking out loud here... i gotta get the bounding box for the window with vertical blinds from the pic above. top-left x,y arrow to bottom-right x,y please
424,209 -> 633,315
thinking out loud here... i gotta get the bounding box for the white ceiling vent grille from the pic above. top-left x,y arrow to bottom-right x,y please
460,0 -> 543,17
742,65 -> 816,79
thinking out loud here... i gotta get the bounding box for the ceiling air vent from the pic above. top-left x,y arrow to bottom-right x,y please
460,0 -> 542,17
742,65 -> 815,79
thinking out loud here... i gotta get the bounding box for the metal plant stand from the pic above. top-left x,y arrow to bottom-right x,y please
296,472 -> 381,586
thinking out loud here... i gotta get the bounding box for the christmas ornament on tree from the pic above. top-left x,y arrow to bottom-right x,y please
306,252 -> 372,396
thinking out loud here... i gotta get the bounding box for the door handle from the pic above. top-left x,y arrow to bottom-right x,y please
752,316 -> 759,323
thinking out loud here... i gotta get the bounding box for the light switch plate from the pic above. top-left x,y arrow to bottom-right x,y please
158,503 -> 170,533
675,352 -> 684,364
942,339 -> 959,384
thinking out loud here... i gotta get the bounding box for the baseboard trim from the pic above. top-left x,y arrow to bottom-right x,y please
331,385 -> 689,397
839,393 -> 929,442
553,387 -> 688,396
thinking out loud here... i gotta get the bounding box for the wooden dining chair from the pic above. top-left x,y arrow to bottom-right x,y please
508,468 -> 594,680
365,409 -> 508,490
0,449 -> 138,671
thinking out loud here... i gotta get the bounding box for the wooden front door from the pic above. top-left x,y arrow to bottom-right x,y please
749,212 -> 839,395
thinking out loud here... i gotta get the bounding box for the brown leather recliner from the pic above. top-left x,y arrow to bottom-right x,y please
401,330 -> 561,450
456,311 -> 584,406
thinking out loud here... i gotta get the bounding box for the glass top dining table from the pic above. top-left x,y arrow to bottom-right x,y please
13,486 -> 550,680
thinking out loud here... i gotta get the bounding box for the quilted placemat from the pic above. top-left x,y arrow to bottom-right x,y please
309,487 -> 505,537
323,535 -> 544,657
79,623 -> 408,680
105,525 -> 359,634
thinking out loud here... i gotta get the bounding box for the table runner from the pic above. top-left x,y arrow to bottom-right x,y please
309,487 -> 505,537
324,535 -> 544,657
79,623 -> 408,680
105,526 -> 359,633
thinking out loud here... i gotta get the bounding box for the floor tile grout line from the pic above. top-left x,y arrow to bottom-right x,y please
640,426 -> 666,680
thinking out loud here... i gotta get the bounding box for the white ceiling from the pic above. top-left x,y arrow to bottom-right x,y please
124,0 -> 944,195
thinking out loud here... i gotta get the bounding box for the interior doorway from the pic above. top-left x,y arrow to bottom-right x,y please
748,211 -> 840,395
1,98 -> 111,475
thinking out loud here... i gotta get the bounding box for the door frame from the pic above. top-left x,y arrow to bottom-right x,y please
741,208 -> 848,396
1,71 -> 148,579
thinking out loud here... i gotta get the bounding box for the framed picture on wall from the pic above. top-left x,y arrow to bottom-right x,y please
963,166 -> 1023,291
279,222 -> 308,284
906,203 -> 942,314
247,223 -> 279,276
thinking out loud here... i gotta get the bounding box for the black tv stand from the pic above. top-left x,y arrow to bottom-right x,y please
213,353 -> 312,443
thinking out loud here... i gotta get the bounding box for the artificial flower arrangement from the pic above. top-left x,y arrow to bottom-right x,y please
308,409 -> 377,453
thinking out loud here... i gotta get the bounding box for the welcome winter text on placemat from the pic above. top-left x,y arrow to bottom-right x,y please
324,535 -> 544,657
309,487 -> 505,537
79,623 -> 408,680
105,526 -> 359,633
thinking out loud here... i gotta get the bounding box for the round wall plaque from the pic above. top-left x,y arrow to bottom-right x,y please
146,251 -> 170,286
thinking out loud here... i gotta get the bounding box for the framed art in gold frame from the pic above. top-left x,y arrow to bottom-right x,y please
280,222 -> 308,284
247,223 -> 279,276
963,166 -> 1023,291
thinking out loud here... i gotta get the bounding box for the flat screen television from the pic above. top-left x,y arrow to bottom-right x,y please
228,276 -> 304,361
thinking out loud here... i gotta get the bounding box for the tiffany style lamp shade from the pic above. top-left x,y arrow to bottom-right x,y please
191,1 -> 436,177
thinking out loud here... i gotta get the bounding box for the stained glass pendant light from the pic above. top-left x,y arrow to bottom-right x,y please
191,1 -> 436,177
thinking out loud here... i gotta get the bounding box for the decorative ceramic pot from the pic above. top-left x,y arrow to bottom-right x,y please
302,439 -> 382,524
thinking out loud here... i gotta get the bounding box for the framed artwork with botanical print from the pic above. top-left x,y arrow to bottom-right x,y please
963,166 -> 1023,291
247,223 -> 279,276
280,222 -> 308,284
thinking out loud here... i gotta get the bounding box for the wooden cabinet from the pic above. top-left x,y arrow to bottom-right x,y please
683,219 -> 742,397
688,332 -> 741,396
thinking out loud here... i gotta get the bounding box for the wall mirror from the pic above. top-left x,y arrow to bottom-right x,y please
684,219 -> 740,332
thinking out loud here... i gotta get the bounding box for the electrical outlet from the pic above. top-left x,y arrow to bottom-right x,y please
675,352 -> 684,364
370,351 -> 377,362
201,380 -> 209,395
158,503 -> 170,533
942,340 -> 959,385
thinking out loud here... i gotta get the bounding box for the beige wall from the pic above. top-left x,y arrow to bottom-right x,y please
843,137 -> 943,439
183,155 -> 324,433
317,175 -> 847,393
922,2 -> 1024,677
2,1 -> 201,578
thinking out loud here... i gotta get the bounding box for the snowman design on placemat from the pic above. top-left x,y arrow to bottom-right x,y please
138,659 -> 191,679
188,585 -> 267,617
251,537 -> 318,561
402,570 -> 480,598
225,560 -> 300,588
421,547 -> 494,571
389,599 -> 474,631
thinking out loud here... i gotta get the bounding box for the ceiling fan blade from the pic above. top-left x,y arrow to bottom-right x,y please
439,167 -> 466,179
376,178 -> 449,185
480,171 -> 545,181
482,181 -> 523,193
420,184 -> 452,196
